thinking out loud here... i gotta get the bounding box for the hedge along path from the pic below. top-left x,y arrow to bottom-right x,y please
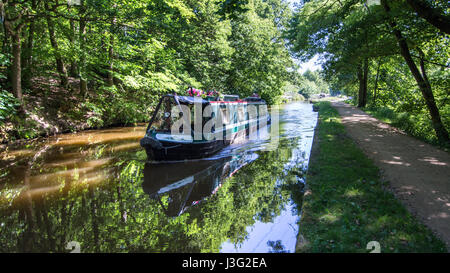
331,101 -> 450,249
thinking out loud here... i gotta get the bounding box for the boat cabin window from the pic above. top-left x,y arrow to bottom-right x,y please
230,104 -> 238,124
259,104 -> 268,117
237,105 -> 245,122
223,95 -> 239,102
151,96 -> 213,136
150,96 -> 178,132
220,106 -> 230,125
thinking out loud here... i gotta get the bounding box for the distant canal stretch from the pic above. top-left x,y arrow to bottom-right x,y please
0,102 -> 318,253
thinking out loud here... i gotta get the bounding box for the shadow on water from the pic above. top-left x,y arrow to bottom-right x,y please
0,102 -> 317,253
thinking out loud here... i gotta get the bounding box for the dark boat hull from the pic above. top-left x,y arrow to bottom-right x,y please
140,129 -> 249,161
141,137 -> 227,161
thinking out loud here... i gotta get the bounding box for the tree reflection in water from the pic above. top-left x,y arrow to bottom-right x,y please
0,102 -> 317,253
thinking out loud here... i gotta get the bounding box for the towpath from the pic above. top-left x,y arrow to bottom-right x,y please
331,101 -> 450,250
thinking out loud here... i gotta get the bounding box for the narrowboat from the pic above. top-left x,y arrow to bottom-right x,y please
140,92 -> 270,161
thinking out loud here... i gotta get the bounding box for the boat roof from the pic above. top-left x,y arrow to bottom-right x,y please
171,95 -> 210,105
164,94 -> 266,105
223,95 -> 240,101
243,97 -> 265,102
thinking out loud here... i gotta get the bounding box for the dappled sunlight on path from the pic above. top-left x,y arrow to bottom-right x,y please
331,102 -> 450,249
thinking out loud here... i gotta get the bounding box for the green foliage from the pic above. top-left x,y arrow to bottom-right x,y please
297,70 -> 330,98
81,101 -> 105,128
281,82 -> 306,102
226,0 -> 294,104
288,0 -> 450,146
359,53 -> 450,148
0,0 -> 297,141
0,53 -> 10,81
0,91 -> 20,123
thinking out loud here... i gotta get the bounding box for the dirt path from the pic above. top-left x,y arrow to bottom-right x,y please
331,101 -> 450,250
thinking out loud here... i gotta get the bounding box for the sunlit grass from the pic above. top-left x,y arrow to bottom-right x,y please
319,211 -> 340,224
343,188 -> 362,198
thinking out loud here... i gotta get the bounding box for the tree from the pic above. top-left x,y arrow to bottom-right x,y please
227,0 -> 293,103
380,0 -> 449,143
288,0 -> 449,144
45,1 -> 68,87
298,70 -> 330,98
0,0 -> 296,142
0,0 -> 32,102
405,0 -> 450,35
287,0 -> 381,108
175,0 -> 233,91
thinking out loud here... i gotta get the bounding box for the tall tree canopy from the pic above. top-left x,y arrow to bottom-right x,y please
0,0 -> 296,140
287,0 -> 449,144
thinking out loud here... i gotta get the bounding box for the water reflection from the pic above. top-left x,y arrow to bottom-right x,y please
143,152 -> 258,217
0,102 -> 317,253
0,126 -> 146,206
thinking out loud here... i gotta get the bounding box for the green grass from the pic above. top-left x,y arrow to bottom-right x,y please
297,102 -> 447,253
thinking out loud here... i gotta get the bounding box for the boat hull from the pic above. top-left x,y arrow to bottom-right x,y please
140,130 -> 248,161
141,138 -> 225,161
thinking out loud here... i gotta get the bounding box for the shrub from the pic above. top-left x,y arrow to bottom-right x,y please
0,90 -> 20,124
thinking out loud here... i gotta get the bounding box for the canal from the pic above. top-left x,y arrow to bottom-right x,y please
0,102 -> 318,253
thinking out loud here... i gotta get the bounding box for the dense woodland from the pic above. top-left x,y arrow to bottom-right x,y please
0,0 -> 299,141
0,0 -> 449,147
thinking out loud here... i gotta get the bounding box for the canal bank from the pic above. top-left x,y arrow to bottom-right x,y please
296,102 -> 447,253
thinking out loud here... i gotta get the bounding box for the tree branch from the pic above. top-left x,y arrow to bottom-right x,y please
405,0 -> 450,35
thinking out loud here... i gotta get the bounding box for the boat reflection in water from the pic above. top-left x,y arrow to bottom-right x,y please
142,152 -> 258,217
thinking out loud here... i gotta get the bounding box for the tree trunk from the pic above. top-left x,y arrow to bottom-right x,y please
2,3 -> 26,104
107,36 -> 114,86
357,58 -> 369,108
2,22 -> 9,54
45,2 -> 68,87
362,57 -> 368,107
11,32 -> 23,102
79,2 -> 88,97
373,60 -> 381,105
22,2 -> 35,89
357,63 -> 363,107
69,18 -> 78,77
2,21 -> 12,85
381,0 -> 450,143
22,0 -> 36,65
107,24 -> 115,86
22,22 -> 34,86
107,8 -> 117,87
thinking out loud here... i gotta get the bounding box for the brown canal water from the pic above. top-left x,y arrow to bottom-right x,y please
0,102 -> 317,253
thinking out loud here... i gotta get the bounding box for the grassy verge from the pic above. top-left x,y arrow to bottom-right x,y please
296,102 -> 447,253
